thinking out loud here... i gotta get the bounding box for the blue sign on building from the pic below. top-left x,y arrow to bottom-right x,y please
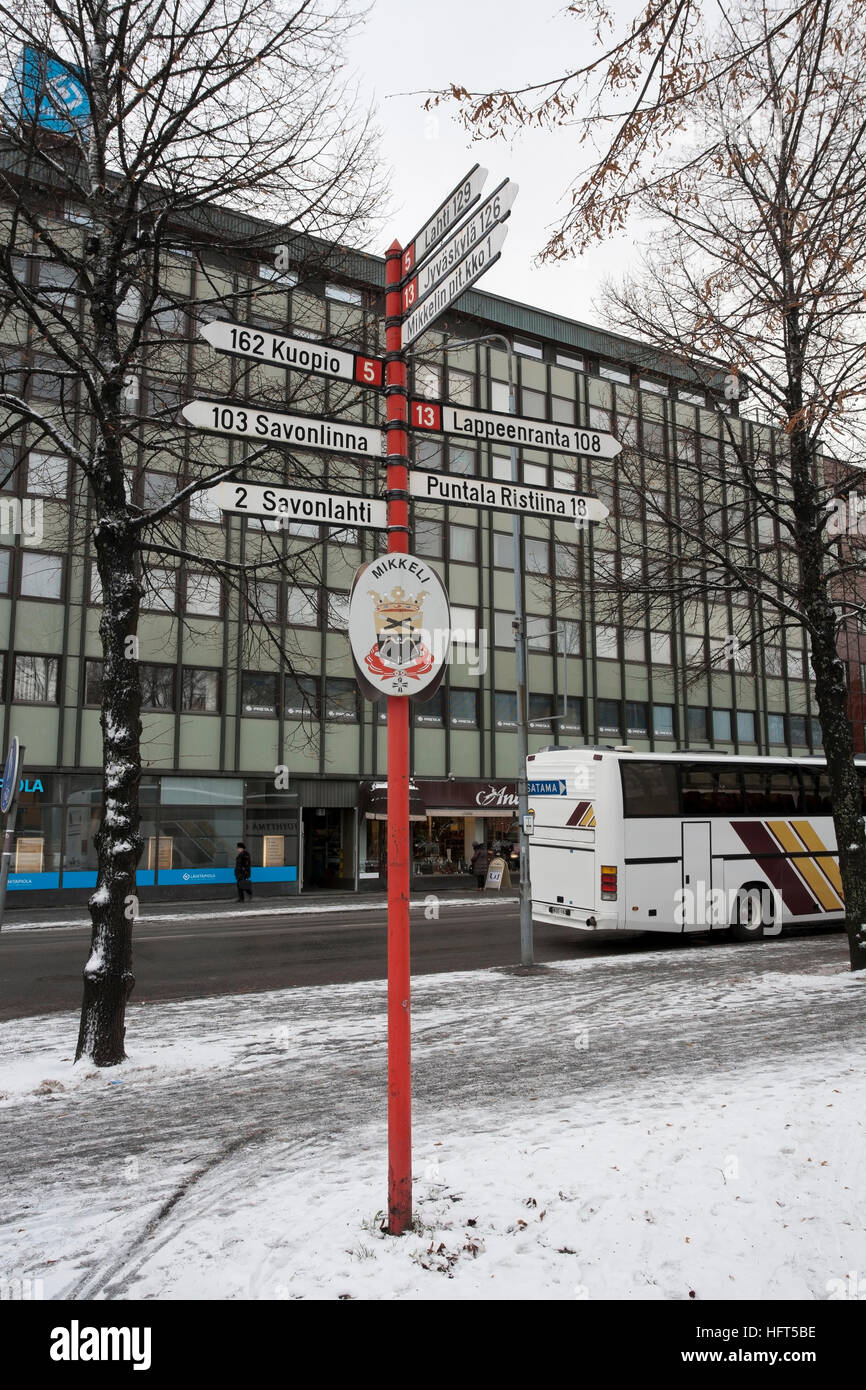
6,47 -> 90,136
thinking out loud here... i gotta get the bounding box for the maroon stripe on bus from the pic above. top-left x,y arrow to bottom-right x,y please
566,801 -> 590,827
731,821 -> 818,916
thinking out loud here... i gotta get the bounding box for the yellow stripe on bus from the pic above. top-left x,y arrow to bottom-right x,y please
790,820 -> 845,901
767,820 -> 843,912
579,805 -> 595,828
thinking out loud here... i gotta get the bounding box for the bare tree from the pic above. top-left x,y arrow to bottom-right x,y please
0,0 -> 385,1062
435,0 -> 866,969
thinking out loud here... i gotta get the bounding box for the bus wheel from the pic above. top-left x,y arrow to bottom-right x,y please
730,884 -> 774,942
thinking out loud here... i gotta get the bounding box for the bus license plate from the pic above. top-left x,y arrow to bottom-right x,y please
549,905 -> 572,916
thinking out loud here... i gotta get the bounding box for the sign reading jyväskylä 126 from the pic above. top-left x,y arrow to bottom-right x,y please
410,399 -> 622,460
401,164 -> 489,277
408,471 -> 609,523
181,401 -> 386,457
401,221 -> 508,349
210,480 -> 387,529
402,180 -> 518,314
200,321 -> 384,388
348,553 -> 451,701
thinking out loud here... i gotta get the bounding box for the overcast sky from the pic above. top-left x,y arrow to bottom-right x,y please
348,0 -> 643,328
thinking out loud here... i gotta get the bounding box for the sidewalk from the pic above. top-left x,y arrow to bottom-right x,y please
0,931 -> 863,1299
0,888 -> 519,931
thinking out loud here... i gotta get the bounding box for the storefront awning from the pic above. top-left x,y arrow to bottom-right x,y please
360,780 -> 427,821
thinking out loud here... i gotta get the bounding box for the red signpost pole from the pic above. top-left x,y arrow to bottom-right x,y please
384,240 -> 412,1234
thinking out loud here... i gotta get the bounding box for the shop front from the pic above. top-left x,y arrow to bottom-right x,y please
359,778 -> 519,890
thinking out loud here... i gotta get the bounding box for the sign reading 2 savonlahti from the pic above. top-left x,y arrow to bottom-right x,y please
348,554 -> 451,702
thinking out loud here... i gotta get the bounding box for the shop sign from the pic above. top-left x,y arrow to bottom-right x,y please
419,780 -> 518,811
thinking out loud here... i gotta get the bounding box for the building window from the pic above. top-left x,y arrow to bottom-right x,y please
448,368 -> 475,406
142,471 -> 177,509
687,706 -> 709,741
625,701 -> 648,737
414,690 -> 445,726
242,671 -> 278,717
84,659 -> 103,705
764,644 -> 783,677
639,376 -> 668,396
514,339 -> 543,359
736,710 -> 756,743
521,387 -> 547,419
555,543 -> 579,579
653,704 -> 675,737
449,687 -> 479,728
141,663 -> 176,711
189,486 -> 222,524
449,524 -> 476,564
558,619 -> 581,656
325,282 -> 362,304
786,649 -> 805,679
449,444 -> 476,475
286,586 -> 319,627
597,699 -> 621,735
526,617 -> 552,651
595,625 -> 618,659
414,436 -> 443,471
185,571 -> 221,616
326,591 -> 350,631
495,691 -> 518,728
494,611 -> 515,648
415,517 -> 444,558
26,451 -> 68,497
650,631 -> 672,665
141,566 -> 177,612
493,532 -> 513,568
623,628 -> 645,662
589,406 -> 613,432
89,561 -> 102,605
712,709 -> 732,742
19,551 -> 63,600
258,262 -> 298,286
562,695 -> 583,732
767,712 -> 786,744
248,580 -> 280,623
811,717 -> 823,747
284,674 -> 319,719
524,537 -> 549,575
528,692 -> 553,728
181,668 -> 221,713
325,678 -> 358,722
13,654 -> 59,703
685,636 -> 705,666
415,363 -> 442,400
789,714 -> 808,745
599,361 -> 631,384
556,351 -> 584,370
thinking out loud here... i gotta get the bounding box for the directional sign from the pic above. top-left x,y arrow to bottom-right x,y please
210,480 -> 386,529
408,470 -> 609,523
401,222 -> 508,349
402,180 -> 518,314
181,400 -> 386,457
200,321 -> 384,388
402,164 -> 489,278
409,400 -> 621,460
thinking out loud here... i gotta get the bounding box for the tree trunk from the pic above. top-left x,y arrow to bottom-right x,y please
74,521 -> 143,1064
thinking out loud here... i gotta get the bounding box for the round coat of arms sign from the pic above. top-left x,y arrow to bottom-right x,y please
348,553 -> 451,701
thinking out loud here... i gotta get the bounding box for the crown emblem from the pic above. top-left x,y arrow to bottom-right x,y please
368,585 -> 427,635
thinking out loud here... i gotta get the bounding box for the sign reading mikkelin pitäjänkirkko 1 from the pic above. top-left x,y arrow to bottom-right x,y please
348,553 -> 451,701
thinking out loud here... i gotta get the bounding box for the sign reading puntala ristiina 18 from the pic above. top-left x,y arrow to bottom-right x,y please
348,554 -> 452,701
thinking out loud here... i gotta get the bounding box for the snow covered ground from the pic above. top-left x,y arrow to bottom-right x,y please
1,933 -> 864,1300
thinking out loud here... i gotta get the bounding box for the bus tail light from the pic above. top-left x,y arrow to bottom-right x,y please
601,865 -> 618,901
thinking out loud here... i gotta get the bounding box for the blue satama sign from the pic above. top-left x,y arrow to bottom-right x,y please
528,779 -> 568,796
6,47 -> 90,136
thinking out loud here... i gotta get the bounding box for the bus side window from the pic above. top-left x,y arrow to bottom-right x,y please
743,771 -> 765,815
621,762 -> 679,816
715,770 -> 744,813
801,772 -> 818,813
681,766 -> 713,814
767,770 -> 800,813
819,775 -> 834,814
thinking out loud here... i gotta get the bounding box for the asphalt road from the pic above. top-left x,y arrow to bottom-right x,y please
0,894 -> 692,1021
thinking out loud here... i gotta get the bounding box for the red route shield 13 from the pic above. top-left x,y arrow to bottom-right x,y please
348,553 -> 451,702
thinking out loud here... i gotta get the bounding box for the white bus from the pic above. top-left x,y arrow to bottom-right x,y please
526,746 -> 856,940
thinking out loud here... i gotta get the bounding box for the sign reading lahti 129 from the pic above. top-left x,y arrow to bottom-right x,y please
200,321 -> 383,387
402,180 -> 518,314
181,400 -> 386,457
410,400 -> 621,460
402,164 -> 489,277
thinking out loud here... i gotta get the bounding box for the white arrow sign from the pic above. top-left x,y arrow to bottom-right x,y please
402,180 -> 518,314
402,164 -> 489,278
401,221 -> 508,349
408,470 -> 609,523
210,480 -> 386,529
409,399 -> 621,460
199,321 -> 384,387
181,400 -> 386,457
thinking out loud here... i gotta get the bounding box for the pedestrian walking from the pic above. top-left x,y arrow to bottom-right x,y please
470,841 -> 490,890
234,841 -> 252,902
